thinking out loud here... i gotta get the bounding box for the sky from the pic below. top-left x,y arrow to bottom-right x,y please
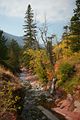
0,0 -> 75,42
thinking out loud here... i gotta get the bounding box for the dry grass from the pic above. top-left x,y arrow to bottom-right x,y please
0,65 -> 21,90
0,66 -> 14,78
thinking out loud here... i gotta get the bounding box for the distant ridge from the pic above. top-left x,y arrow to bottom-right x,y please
2,31 -> 44,48
3,31 -> 24,46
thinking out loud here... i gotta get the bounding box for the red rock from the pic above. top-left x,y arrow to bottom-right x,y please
0,112 -> 16,120
52,107 -> 80,120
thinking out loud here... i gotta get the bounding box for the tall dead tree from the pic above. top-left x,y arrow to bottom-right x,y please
39,20 -> 57,66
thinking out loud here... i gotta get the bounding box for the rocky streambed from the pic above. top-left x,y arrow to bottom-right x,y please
19,70 -> 66,120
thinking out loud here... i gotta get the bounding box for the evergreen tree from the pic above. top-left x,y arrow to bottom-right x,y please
7,39 -> 21,72
62,26 -> 69,38
69,0 -> 80,52
0,30 -> 8,60
70,0 -> 80,35
63,0 -> 80,36
23,4 -> 38,49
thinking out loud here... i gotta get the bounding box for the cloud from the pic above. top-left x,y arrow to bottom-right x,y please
0,0 -> 75,22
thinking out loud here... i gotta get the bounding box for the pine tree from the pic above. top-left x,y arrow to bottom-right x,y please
0,30 -> 8,60
7,39 -> 21,71
70,0 -> 80,35
69,0 -> 80,52
23,4 -> 38,49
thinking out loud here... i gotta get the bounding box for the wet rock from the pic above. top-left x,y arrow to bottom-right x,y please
21,106 -> 50,120
46,98 -> 53,102
42,116 -> 46,120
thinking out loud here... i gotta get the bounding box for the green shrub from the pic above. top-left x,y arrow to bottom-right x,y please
0,80 -> 20,113
59,62 -> 74,81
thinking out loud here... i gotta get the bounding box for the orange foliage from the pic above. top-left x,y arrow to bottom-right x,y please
47,69 -> 54,81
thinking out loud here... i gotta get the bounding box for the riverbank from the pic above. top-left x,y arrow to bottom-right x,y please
0,66 -> 25,120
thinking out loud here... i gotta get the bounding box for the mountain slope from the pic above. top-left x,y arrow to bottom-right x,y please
3,31 -> 44,47
3,32 -> 24,46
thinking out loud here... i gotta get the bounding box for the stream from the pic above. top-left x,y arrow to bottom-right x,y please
19,71 -> 66,120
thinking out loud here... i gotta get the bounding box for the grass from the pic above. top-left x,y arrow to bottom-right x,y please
0,66 -> 14,78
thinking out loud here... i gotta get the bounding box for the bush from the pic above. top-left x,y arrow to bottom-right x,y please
59,62 -> 74,81
23,49 -> 53,84
0,81 -> 20,113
